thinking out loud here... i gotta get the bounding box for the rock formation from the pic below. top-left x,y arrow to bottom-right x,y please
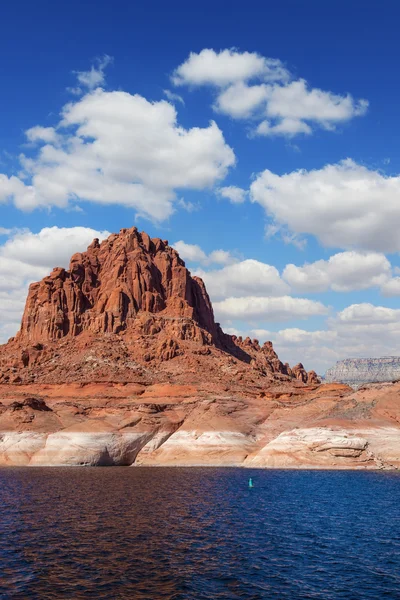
0,227 -> 317,386
325,357 -> 400,387
1,226 -> 400,469
1,380 -> 400,468
15,229 -> 219,344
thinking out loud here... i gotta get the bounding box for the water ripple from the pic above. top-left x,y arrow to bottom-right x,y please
0,468 -> 399,599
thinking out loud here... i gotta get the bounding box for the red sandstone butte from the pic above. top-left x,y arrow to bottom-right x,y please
1,227 -> 399,469
0,227 -> 316,386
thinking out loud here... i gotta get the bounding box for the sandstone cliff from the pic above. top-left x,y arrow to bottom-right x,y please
325,357 -> 400,387
0,380 -> 400,469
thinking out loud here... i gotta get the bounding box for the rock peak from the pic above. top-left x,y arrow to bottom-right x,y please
16,227 -> 217,344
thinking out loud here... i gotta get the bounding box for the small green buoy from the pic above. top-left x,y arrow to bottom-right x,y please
248,477 -> 254,488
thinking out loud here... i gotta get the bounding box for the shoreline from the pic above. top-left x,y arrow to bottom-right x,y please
0,427 -> 398,469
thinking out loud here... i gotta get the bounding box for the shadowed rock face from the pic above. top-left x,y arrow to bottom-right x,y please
0,227 -> 318,386
325,357 -> 400,387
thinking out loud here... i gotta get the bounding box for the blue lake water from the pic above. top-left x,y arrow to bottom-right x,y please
1,468 -> 400,599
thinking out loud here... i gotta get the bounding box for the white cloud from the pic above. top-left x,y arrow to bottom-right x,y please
215,82 -> 269,119
25,126 -> 59,144
209,296 -> 400,373
242,302 -> 400,373
256,118 -> 312,137
281,305 -> 400,373
263,79 -> 367,126
73,55 -> 113,91
1,226 -> 109,267
248,328 -> 272,339
267,328 -> 341,373
172,48 -> 289,87
381,277 -> 400,297
208,250 -> 235,265
272,328 -> 337,346
66,86 -> 84,96
336,303 -> 400,325
0,227 -> 110,343
173,240 -> 207,263
283,251 -> 391,293
163,89 -> 185,105
250,159 -> 400,253
196,259 -> 289,300
213,295 -> 327,322
0,89 -> 235,221
173,49 -> 367,136
173,240 -> 236,266
218,185 -> 247,204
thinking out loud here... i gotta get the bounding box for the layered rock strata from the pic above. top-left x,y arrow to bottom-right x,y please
0,381 -> 400,468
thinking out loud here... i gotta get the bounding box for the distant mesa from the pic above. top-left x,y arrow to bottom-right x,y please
325,357 -> 400,387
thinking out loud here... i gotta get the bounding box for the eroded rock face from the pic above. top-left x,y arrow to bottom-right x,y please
325,357 -> 400,387
16,228 -> 218,344
0,380 -> 400,468
0,227 -> 318,386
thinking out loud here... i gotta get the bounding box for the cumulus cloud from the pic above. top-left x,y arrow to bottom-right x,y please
262,328 -> 340,373
25,126 -> 59,144
283,251 -> 391,293
1,226 -> 109,267
0,88 -> 235,220
381,278 -> 400,297
173,240 -> 236,266
173,49 -> 367,136
272,328 -> 337,346
172,48 -> 289,87
256,118 -> 312,137
0,227 -> 109,343
254,77 -> 368,135
213,295 -> 327,322
208,250 -> 236,265
250,159 -> 400,253
263,79 -> 367,125
215,82 -> 269,119
217,185 -> 247,204
336,303 -> 400,325
196,259 -> 289,300
173,240 -> 207,263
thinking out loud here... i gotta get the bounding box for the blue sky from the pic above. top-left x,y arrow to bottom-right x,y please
2,0 -> 400,373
